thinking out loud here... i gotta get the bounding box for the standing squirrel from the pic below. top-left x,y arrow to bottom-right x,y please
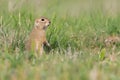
25,17 -> 51,56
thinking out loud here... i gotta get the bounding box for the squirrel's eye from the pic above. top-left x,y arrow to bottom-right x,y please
41,18 -> 45,21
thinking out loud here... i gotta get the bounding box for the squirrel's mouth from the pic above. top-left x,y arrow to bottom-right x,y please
45,22 -> 51,26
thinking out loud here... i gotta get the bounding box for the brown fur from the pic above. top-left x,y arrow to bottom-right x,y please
25,17 -> 51,56
105,36 -> 120,47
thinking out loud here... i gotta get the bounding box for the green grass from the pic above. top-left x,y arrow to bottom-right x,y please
0,0 -> 120,80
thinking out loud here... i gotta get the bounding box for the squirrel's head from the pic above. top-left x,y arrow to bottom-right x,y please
34,17 -> 51,30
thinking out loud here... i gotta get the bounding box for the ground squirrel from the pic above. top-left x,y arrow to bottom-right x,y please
25,17 -> 51,56
104,36 -> 120,47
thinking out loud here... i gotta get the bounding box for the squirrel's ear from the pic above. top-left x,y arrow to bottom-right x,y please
35,19 -> 39,26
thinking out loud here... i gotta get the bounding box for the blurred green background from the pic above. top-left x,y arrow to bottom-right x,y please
1,0 -> 120,17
